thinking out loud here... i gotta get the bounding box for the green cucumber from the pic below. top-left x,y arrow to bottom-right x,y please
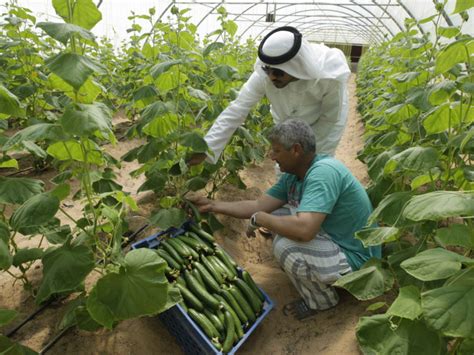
160,240 -> 185,265
204,308 -> 225,334
178,300 -> 188,312
178,234 -> 212,253
219,289 -> 248,324
210,255 -> 236,280
228,285 -> 256,323
189,224 -> 215,243
191,267 -> 205,287
188,309 -> 219,339
207,256 -> 228,281
193,261 -> 221,294
167,237 -> 191,259
201,255 -> 224,284
234,278 -> 263,314
242,271 -> 265,302
222,310 -> 235,353
175,283 -> 204,311
215,248 -> 238,277
174,237 -> 199,260
184,200 -> 202,223
214,295 -> 244,339
156,248 -> 182,270
184,271 -> 221,310
216,308 -> 225,325
187,231 -> 214,249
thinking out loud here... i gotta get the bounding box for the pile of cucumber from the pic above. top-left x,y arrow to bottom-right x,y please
156,223 -> 266,353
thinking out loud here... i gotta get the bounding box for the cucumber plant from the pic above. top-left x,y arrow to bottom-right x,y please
336,1 -> 474,353
0,0 -> 179,339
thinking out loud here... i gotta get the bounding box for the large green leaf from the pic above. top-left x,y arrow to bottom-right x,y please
60,103 -> 113,139
2,124 -> 64,151
422,267 -> 474,338
47,139 -> 104,165
186,176 -> 208,191
0,177 -> 44,205
150,59 -> 182,79
355,227 -> 400,247
52,0 -> 102,30
384,146 -> 438,174
385,103 -> 417,124
0,309 -> 17,326
453,0 -> 474,13
0,84 -> 25,117
401,248 -> 473,281
386,285 -> 422,320
179,132 -> 208,153
333,259 -> 394,300
368,191 -> 412,226
213,65 -> 237,81
356,314 -> 442,355
12,248 -> 44,267
403,191 -> 474,221
10,193 -> 60,234
46,53 -> 105,90
36,22 -> 96,45
86,248 -> 169,328
143,114 -> 179,138
0,335 -> 37,354
149,208 -> 187,230
36,243 -> 95,304
0,238 -> 12,270
203,42 -> 224,57
0,221 -> 9,243
435,39 -> 474,74
435,224 -> 474,249
423,103 -> 461,134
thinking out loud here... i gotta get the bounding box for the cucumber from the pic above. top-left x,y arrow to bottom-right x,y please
193,261 -> 221,294
214,295 -> 244,339
184,200 -> 202,223
178,235 -> 212,253
210,255 -> 236,280
216,308 -> 225,325
201,255 -> 224,284
242,270 -> 265,302
207,256 -> 229,281
234,278 -> 263,314
175,237 -> 199,260
160,240 -> 185,265
215,248 -> 238,277
187,231 -> 214,250
222,310 -> 236,353
188,309 -> 219,339
217,247 -> 238,268
191,267 -> 205,288
189,224 -> 215,243
228,285 -> 256,323
156,248 -> 182,270
204,308 -> 225,334
184,271 -> 221,310
167,237 -> 191,259
175,283 -> 204,311
178,300 -> 188,312
219,289 -> 248,324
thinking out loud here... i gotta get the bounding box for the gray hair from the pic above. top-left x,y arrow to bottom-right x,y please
267,119 -> 316,154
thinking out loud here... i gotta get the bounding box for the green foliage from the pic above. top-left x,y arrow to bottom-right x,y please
352,5 -> 474,352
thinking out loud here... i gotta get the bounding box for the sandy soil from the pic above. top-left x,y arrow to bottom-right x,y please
0,74 -> 374,354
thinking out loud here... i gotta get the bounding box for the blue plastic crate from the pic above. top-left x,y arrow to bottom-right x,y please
132,226 -> 274,355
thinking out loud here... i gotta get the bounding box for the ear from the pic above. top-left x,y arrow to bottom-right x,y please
292,143 -> 304,156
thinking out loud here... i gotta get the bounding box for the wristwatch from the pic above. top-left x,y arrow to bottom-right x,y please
250,212 -> 259,228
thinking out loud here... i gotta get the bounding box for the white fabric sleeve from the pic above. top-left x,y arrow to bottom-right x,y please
204,71 -> 266,164
313,79 -> 349,156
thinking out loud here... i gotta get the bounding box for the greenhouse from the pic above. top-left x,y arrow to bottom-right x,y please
0,0 -> 473,354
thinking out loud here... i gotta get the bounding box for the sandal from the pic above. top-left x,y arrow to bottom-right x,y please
282,299 -> 318,320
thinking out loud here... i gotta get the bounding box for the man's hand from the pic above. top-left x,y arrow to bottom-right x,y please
185,194 -> 214,213
186,153 -> 207,166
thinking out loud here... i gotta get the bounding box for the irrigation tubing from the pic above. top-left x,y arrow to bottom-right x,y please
6,223 -> 150,352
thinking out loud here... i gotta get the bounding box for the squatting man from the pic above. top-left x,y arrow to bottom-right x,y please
188,120 -> 381,320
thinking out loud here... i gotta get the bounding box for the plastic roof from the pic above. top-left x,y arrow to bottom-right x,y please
18,0 -> 474,46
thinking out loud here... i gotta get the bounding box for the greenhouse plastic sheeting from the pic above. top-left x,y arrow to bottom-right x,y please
15,0 -> 474,46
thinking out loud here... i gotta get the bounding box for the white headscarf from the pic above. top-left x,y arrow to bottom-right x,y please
255,27 -> 349,83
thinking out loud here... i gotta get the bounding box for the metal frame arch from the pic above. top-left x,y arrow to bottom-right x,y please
261,7 -> 389,43
238,2 -> 397,42
303,24 -> 377,44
